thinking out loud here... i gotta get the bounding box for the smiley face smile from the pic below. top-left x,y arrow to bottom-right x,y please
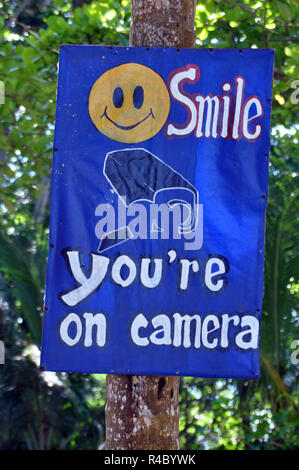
100,106 -> 155,131
89,63 -> 170,143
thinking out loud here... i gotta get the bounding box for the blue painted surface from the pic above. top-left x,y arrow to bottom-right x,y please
41,46 -> 274,378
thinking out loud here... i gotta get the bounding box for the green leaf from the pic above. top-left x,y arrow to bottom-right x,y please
276,1 -> 293,21
2,196 -> 15,212
199,28 -> 208,41
22,48 -> 40,66
0,233 -> 43,343
47,15 -> 69,32
1,165 -> 15,178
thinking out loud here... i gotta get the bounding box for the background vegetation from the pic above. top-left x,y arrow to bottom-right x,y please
0,0 -> 298,450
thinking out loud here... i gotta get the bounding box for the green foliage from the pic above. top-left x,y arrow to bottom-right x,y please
0,231 -> 44,344
194,0 -> 299,128
0,0 -> 298,450
263,131 -> 299,373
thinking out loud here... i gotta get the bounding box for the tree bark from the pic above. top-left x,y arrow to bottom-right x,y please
106,375 -> 180,450
105,0 -> 197,451
130,0 -> 196,48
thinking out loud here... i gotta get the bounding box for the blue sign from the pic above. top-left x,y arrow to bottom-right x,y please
41,46 -> 274,378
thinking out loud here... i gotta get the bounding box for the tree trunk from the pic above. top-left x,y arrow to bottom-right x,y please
105,0 -> 197,451
130,0 -> 196,48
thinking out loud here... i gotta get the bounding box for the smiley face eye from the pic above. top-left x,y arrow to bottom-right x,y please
133,86 -> 144,109
113,87 -> 124,108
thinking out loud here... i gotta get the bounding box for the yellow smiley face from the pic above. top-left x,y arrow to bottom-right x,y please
88,63 -> 170,143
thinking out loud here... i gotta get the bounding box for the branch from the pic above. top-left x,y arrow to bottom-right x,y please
220,0 -> 256,19
14,21 -> 59,55
9,0 -> 31,25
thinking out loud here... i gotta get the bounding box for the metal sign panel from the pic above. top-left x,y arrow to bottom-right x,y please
41,46 -> 274,378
